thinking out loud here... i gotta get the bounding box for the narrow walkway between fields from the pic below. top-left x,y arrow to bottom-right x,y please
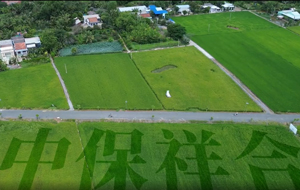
118,34 -> 130,53
50,56 -> 74,111
189,40 -> 274,114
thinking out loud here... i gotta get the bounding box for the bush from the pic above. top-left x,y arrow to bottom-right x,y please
0,61 -> 8,72
167,23 -> 186,40
181,35 -> 190,45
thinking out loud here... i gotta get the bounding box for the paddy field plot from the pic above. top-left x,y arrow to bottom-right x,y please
133,46 -> 261,112
0,121 -> 87,190
173,11 -> 300,112
1,120 -> 300,190
55,53 -> 162,110
288,26 -> 300,35
0,63 -> 68,109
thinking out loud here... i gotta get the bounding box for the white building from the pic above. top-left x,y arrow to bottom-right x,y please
222,2 -> 235,11
278,9 -> 300,20
82,14 -> 101,28
118,6 -> 149,14
0,40 -> 15,64
203,3 -> 221,13
176,5 -> 190,14
25,37 -> 41,49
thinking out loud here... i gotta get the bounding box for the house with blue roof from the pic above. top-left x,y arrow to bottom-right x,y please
149,5 -> 168,18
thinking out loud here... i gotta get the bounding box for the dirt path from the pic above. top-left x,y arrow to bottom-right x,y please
189,40 -> 274,114
118,34 -> 130,53
50,56 -> 74,111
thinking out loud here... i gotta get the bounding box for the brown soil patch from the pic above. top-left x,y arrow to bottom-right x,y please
227,25 -> 239,30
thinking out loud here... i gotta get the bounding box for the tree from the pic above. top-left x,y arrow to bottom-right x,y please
174,6 -> 179,14
183,10 -> 187,15
40,29 -> 59,53
0,2 -> 7,8
0,59 -> 8,72
167,23 -> 186,40
150,10 -> 156,19
71,47 -> 77,55
189,2 -> 200,13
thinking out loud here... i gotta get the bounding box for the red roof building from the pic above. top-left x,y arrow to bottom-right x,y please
88,17 -> 98,23
140,13 -> 151,18
14,42 -> 26,50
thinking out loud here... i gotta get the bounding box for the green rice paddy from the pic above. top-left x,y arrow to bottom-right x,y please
173,11 -> 300,112
0,120 -> 299,189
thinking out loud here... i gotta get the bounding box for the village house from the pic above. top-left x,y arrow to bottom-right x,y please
222,2 -> 235,11
203,3 -> 221,13
11,35 -> 28,57
176,5 -> 191,15
118,6 -> 149,14
25,37 -> 41,49
82,14 -> 102,28
149,5 -> 168,18
0,40 -> 15,64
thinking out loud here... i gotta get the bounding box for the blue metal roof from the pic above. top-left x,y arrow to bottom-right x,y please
149,5 -> 168,14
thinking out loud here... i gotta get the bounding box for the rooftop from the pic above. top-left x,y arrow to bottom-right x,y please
14,42 -> 27,50
149,5 -> 168,14
118,6 -> 148,13
176,5 -> 190,8
278,10 -> 300,20
88,17 -> 99,23
140,13 -> 151,18
0,40 -> 13,47
25,37 -> 41,44
83,14 -> 100,19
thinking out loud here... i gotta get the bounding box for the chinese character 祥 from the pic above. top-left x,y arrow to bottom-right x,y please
157,129 -> 229,190
77,129 -> 147,190
0,128 -> 71,190
236,130 -> 300,190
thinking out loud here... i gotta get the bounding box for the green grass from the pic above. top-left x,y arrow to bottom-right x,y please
132,46 -> 261,112
131,40 -> 181,51
1,120 -> 300,189
173,11 -> 300,112
0,63 -> 68,109
54,53 -> 162,110
0,121 -> 87,190
287,26 -> 300,35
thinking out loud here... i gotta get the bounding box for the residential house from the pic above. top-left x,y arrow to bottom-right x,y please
176,5 -> 190,15
203,3 -> 221,13
82,14 -> 102,28
11,35 -> 28,57
222,2 -> 235,11
149,5 -> 168,18
0,40 -> 15,64
25,37 -> 41,49
118,6 -> 149,14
